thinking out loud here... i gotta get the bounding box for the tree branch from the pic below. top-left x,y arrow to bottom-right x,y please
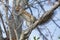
19,1 -> 60,40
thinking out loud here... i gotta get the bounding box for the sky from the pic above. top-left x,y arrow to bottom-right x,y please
0,0 -> 60,40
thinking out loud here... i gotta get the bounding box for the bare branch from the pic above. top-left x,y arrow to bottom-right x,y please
51,19 -> 60,28
0,13 -> 7,36
14,29 -> 18,40
37,27 -> 48,40
19,1 -> 60,40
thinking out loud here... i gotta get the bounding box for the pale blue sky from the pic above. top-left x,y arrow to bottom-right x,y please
0,0 -> 60,40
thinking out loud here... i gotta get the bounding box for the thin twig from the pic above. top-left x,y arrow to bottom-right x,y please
0,13 -> 7,37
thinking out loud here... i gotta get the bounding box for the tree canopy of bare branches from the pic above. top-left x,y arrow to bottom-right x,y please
0,0 -> 60,40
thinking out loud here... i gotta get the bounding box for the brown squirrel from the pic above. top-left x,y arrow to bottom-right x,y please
19,9 -> 36,27
18,8 -> 53,27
